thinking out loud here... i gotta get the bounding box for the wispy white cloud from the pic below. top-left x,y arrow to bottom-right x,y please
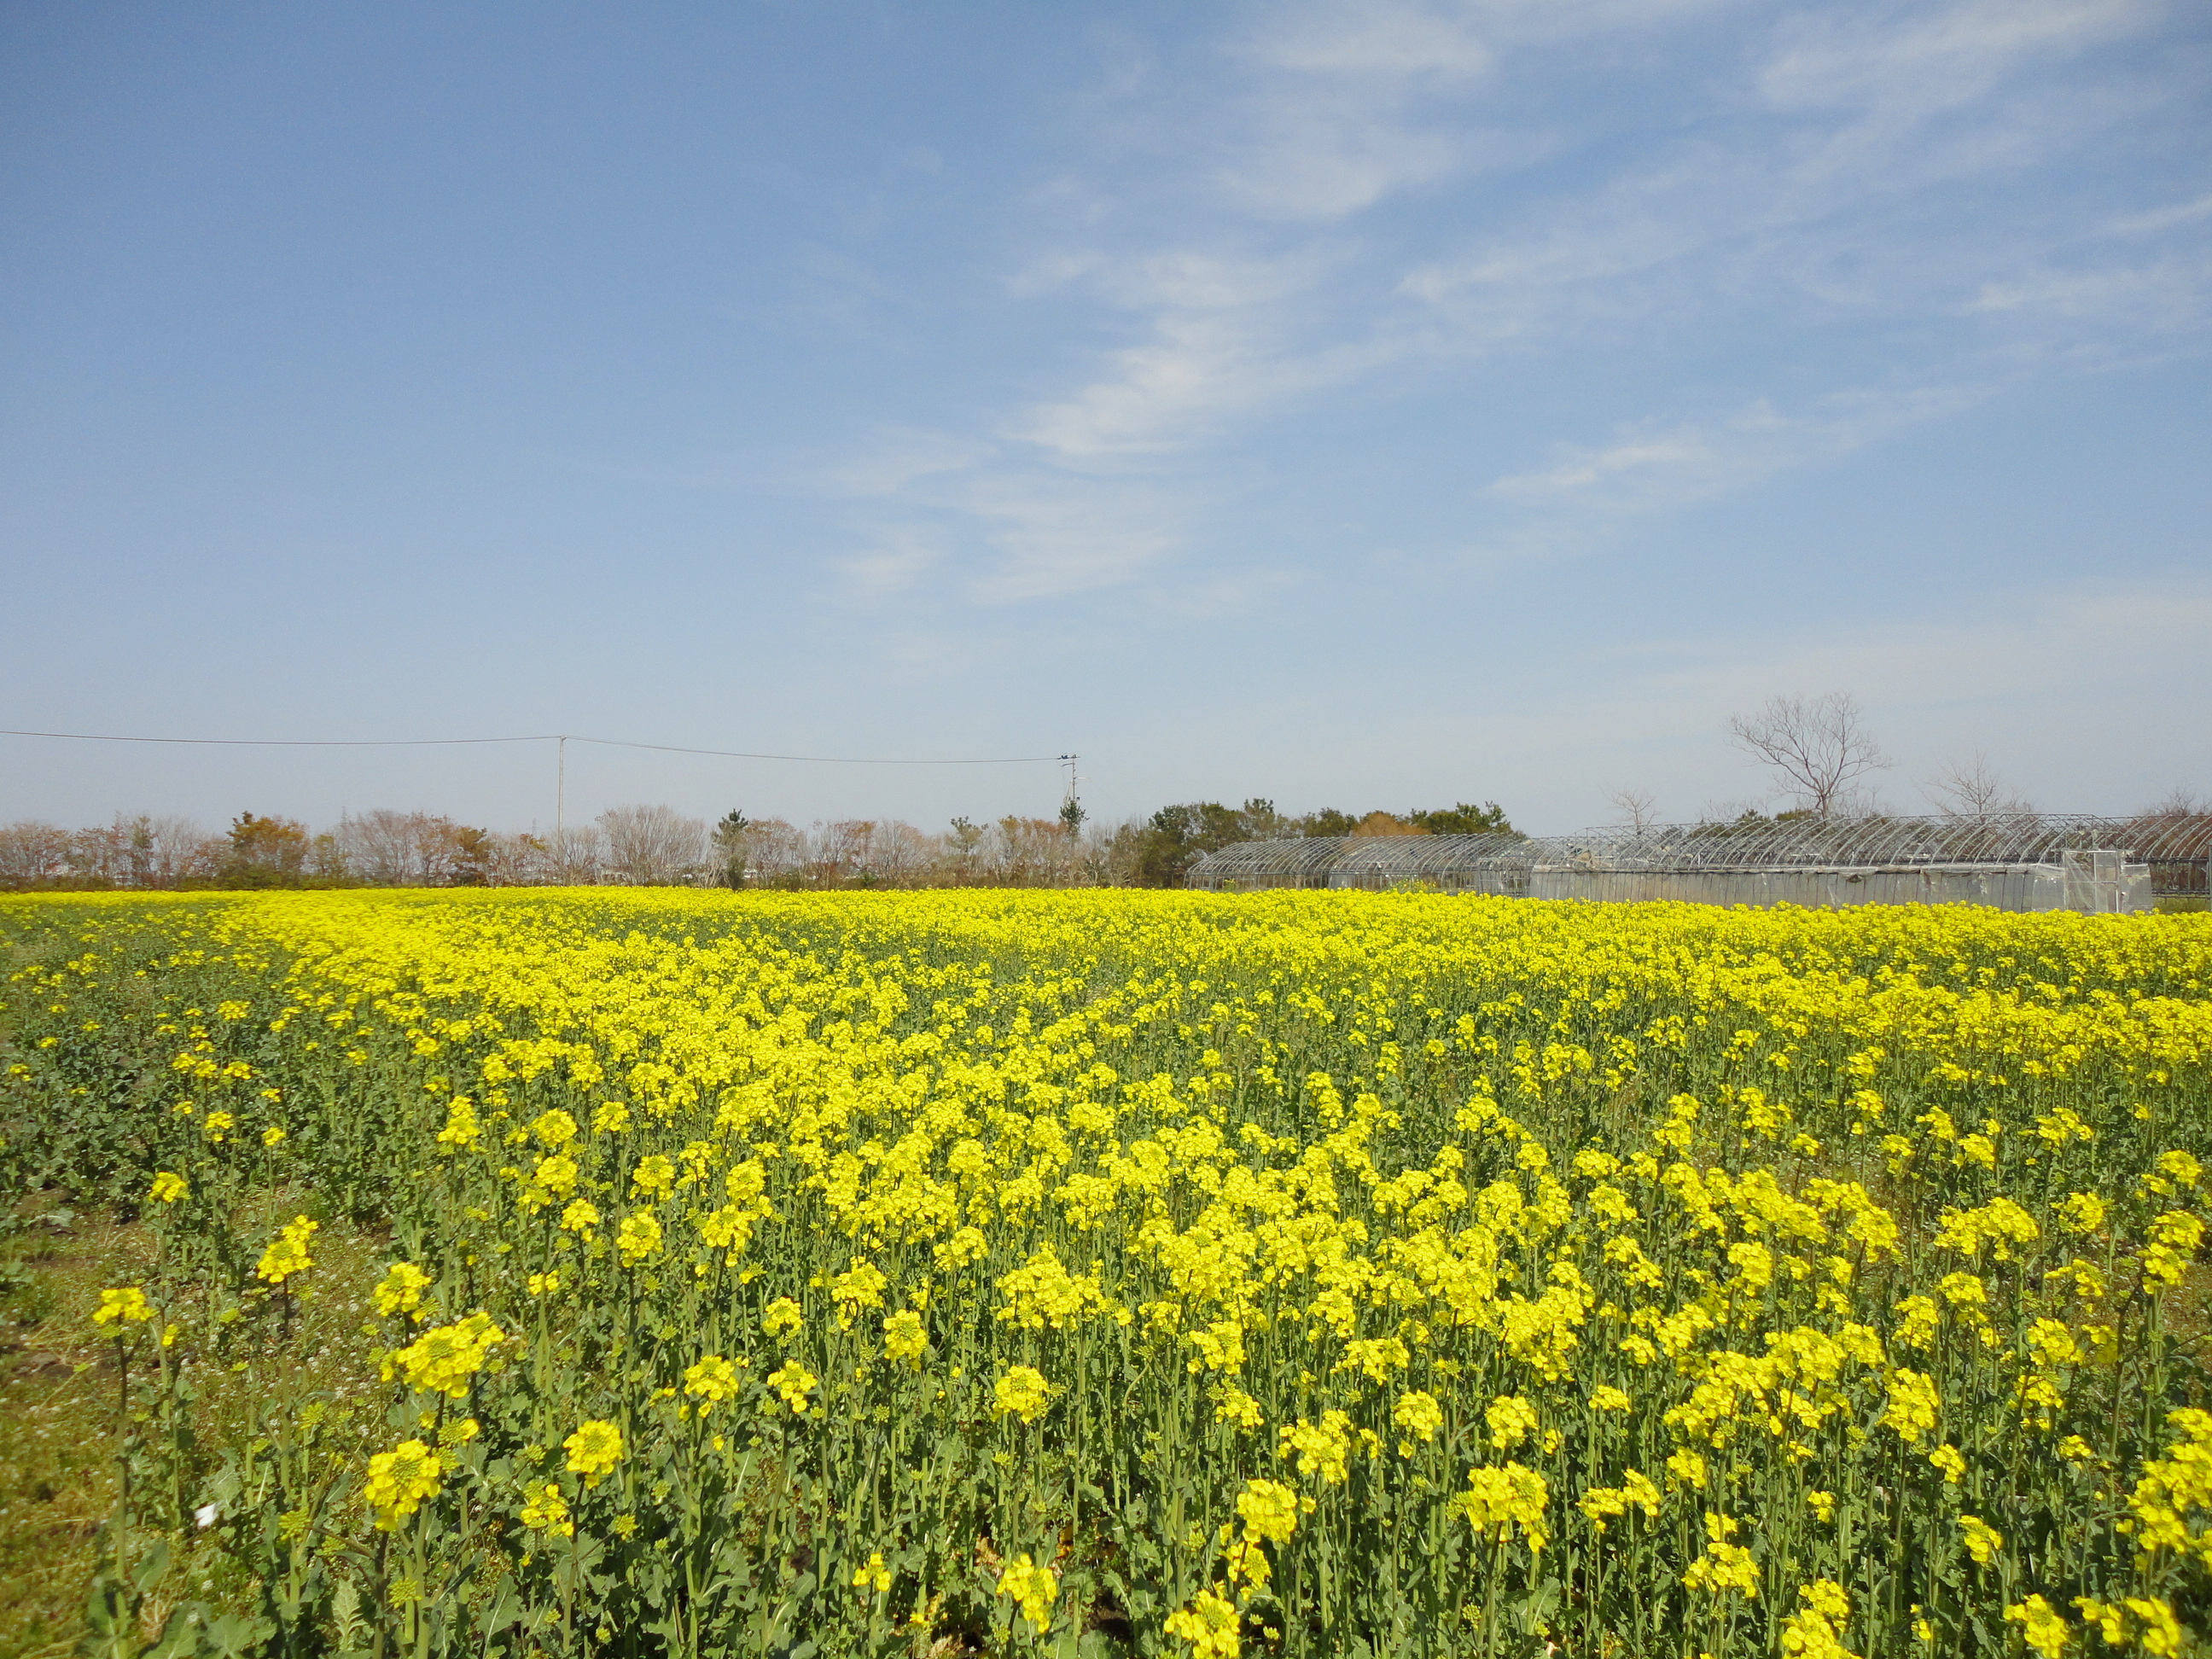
820,428 -> 995,498
959,471 -> 1189,602
1402,0 -> 2185,333
1968,254 -> 2211,324
1398,154 -> 1743,308
2104,194 -> 2212,236
1487,384 -> 1987,514
832,526 -> 945,598
1244,1 -> 1496,81
998,247 -> 1349,461
829,451 -> 1200,603
1211,1 -> 1751,221
1010,311 -> 1406,463
806,0 -> 2209,608
1489,434 -> 1721,503
1214,1 -> 1499,219
1209,90 -> 1487,222
1756,0 -> 2155,119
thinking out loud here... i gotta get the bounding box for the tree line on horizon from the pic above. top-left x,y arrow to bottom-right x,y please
0,796 -> 1519,893
0,689 -> 1929,893
7,681 -> 2203,895
6,789 -> 2209,895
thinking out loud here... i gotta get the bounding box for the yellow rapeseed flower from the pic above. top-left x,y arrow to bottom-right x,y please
882,1308 -> 928,1365
1579,1470 -> 1660,1534
1392,1389 -> 1443,1447
992,1365 -> 1053,1426
386,1312 -> 504,1398
1235,1477 -> 1302,1546
519,1481 -> 572,1536
853,1551 -> 892,1594
1277,1412 -> 1354,1485
766,1359 -> 817,1415
255,1215 -> 317,1286
374,1261 -> 433,1320
1882,1370 -> 1940,1445
682,1354 -> 740,1407
616,1211 -> 661,1266
563,1419 -> 623,1485
363,1439 -> 444,1529
1779,1580 -> 1855,1659
1454,1462 -> 1550,1553
1485,1394 -> 1540,1451
1958,1515 -> 2003,1566
1683,1512 -> 1759,1599
996,1553 -> 1057,1635
2058,1192 -> 2108,1235
2004,1595 -> 2069,1659
92,1286 -> 153,1325
1164,1586 -> 1240,1658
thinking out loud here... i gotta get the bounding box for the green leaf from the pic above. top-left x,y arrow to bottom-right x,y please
201,1611 -> 275,1659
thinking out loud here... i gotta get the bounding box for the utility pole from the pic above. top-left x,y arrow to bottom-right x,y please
556,736 -> 567,842
1058,754 -> 1085,831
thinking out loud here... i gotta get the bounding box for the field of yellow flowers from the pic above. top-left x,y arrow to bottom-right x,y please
3,888 -> 2211,1658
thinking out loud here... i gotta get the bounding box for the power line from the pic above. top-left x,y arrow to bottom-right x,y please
0,728 -> 1065,765
565,736 -> 1067,766
0,728 -> 555,748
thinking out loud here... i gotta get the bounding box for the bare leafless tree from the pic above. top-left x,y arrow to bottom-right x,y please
335,810 -> 483,886
66,821 -> 142,884
1074,819 -> 1135,888
1924,754 -> 2033,820
868,820 -> 935,886
1696,799 -> 1763,827
1726,693 -> 1891,818
599,805 -> 707,885
989,815 -> 1086,886
807,820 -> 876,885
62,821 -> 130,882
1604,787 -> 1659,834
126,815 -> 216,883
946,818 -> 986,878
0,821 -> 73,885
467,831 -> 544,887
2145,786 -> 2206,817
547,824 -> 606,884
742,818 -> 805,885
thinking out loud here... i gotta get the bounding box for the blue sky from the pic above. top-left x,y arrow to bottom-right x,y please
4,0 -> 2208,835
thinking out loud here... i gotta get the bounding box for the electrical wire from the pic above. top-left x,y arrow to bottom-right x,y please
0,728 -> 1066,765
0,728 -> 554,748
564,736 -> 1068,765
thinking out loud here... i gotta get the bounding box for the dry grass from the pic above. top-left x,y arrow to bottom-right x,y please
0,1208 -> 145,1659
0,1202 -> 389,1659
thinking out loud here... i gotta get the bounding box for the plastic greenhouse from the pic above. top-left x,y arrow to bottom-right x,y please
1184,812 -> 2211,913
